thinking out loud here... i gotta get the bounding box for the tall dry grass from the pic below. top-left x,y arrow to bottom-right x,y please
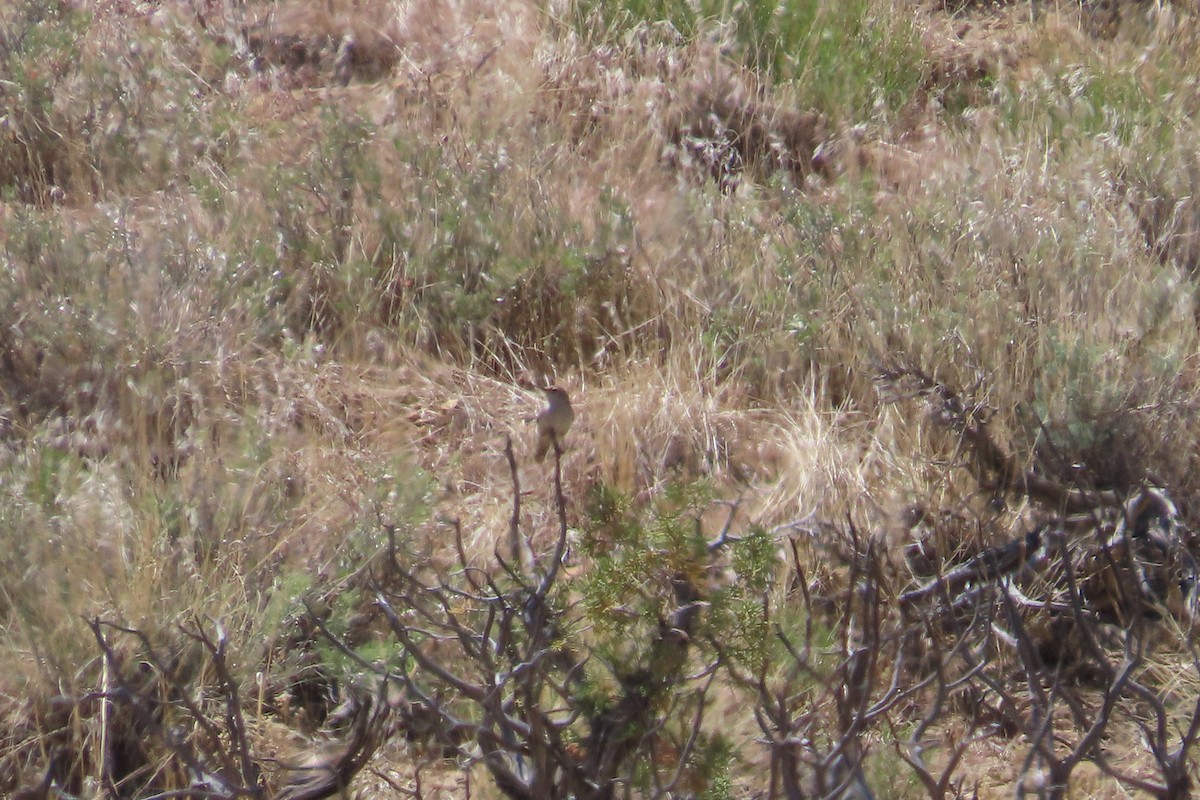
4,0 -> 1200,795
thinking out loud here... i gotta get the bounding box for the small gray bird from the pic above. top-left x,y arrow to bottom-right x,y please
535,386 -> 574,463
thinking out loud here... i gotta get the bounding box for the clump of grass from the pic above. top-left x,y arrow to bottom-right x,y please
569,0 -> 925,123
0,1 -> 88,203
0,0 -> 241,204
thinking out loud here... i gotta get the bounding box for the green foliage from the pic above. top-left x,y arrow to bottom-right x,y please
863,747 -> 924,800
578,481 -> 772,671
706,527 -> 774,666
570,0 -> 923,119
1006,63 -> 1172,147
260,571 -> 314,648
732,526 -> 774,593
578,481 -> 696,648
313,588 -> 403,678
365,137 -> 645,364
697,733 -> 736,800
24,446 -> 76,515
0,445 -> 87,625
333,462 -> 434,575
235,108 -> 376,338
0,0 -> 88,200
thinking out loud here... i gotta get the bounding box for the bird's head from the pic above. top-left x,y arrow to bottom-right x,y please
543,385 -> 572,406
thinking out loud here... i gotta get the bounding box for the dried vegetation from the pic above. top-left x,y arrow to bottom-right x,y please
5,0 -> 1200,797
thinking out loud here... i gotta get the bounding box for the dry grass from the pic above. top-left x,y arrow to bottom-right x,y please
5,0 -> 1200,795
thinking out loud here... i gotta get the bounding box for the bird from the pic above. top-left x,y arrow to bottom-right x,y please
534,385 -> 574,463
